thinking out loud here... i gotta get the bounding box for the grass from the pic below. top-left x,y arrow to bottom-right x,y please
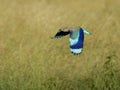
0,0 -> 120,90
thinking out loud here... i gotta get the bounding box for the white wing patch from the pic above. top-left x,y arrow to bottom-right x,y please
70,48 -> 82,54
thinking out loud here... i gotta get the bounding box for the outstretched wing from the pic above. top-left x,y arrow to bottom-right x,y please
51,29 -> 70,39
69,29 -> 84,55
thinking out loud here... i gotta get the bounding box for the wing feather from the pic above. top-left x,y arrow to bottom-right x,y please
52,29 -> 70,39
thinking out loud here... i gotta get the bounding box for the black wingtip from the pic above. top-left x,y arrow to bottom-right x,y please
71,51 -> 81,55
51,36 -> 63,39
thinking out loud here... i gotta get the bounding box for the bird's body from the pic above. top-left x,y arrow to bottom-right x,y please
52,26 -> 91,55
70,29 -> 84,54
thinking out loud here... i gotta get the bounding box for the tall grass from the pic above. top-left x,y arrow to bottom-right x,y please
0,0 -> 120,90
0,53 -> 119,90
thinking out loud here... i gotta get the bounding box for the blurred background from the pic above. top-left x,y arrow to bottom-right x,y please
0,0 -> 120,89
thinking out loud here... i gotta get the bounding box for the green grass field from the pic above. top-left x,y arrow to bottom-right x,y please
0,0 -> 120,90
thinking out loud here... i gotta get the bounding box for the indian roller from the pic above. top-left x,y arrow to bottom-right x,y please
51,26 -> 91,55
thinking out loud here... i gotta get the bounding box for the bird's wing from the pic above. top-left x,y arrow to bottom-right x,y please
51,29 -> 70,39
69,30 -> 84,55
83,29 -> 91,35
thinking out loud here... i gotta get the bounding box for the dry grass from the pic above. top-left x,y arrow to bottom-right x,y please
0,0 -> 120,90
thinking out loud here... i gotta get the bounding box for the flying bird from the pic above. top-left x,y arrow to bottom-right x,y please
51,26 -> 91,55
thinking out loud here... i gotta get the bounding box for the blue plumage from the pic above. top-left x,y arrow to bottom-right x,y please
70,28 -> 84,49
52,27 -> 91,55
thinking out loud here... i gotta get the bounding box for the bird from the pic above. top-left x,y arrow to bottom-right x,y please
51,26 -> 91,55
